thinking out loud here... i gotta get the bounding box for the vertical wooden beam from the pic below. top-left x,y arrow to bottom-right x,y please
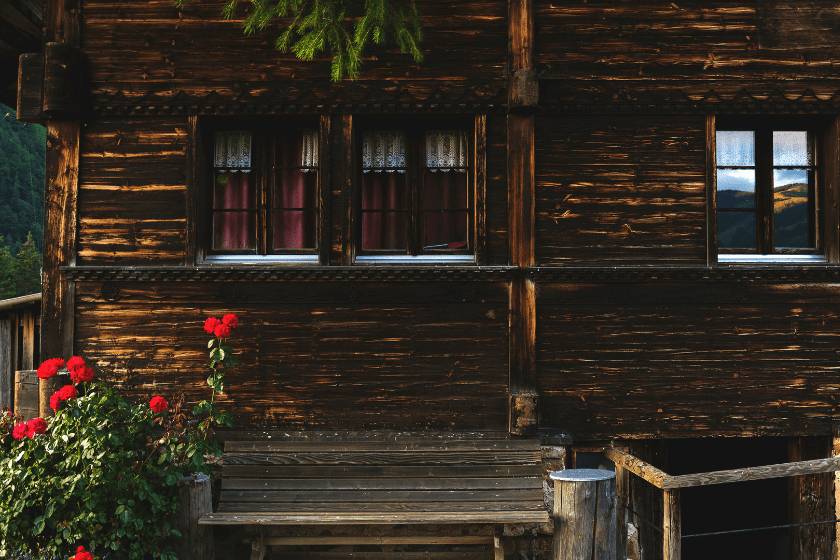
822,116 -> 840,263
507,0 -> 536,435
789,436 -> 835,560
21,310 -> 34,370
475,114 -> 487,266
10,313 -> 18,373
705,115 -> 717,266
318,115 -> 332,266
340,115 -> 354,266
0,319 -> 10,410
615,464 -> 629,559
185,115 -> 200,266
663,489 -> 681,560
832,424 -> 840,560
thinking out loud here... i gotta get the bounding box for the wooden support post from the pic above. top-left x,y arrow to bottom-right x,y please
663,489 -> 681,560
14,370 -> 39,421
21,310 -> 34,370
833,425 -> 840,560
170,473 -> 214,560
551,469 -> 617,560
0,319 -> 10,410
615,464 -> 629,559
789,436 -> 834,560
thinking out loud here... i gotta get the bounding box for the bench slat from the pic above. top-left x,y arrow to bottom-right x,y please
225,440 -> 541,453
223,451 -> 540,467
222,477 -> 543,491
220,489 -> 545,503
216,501 -> 547,513
199,510 -> 551,525
221,465 -> 543,479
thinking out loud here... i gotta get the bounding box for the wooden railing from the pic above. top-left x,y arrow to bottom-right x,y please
603,447 -> 840,560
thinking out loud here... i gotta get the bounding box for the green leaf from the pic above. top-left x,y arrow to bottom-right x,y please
207,339 -> 215,349
32,516 -> 45,535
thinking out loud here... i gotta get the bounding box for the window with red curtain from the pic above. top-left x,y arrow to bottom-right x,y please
209,128 -> 319,256
359,128 -> 471,256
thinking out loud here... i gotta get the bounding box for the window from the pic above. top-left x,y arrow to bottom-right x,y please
204,122 -> 321,261
715,117 -> 830,261
355,121 -> 474,262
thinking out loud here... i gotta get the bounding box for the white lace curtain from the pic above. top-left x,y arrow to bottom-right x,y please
426,130 -> 467,172
301,129 -> 318,172
214,131 -> 252,171
363,131 -> 406,173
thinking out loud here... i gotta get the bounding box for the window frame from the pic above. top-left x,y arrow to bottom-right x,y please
712,115 -> 838,264
196,116 -> 328,265
352,116 -> 480,264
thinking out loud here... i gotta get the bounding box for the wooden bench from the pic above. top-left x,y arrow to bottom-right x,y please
198,435 -> 550,560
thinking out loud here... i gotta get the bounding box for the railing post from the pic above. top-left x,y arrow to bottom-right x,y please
551,469 -> 617,560
615,464 -> 629,558
663,489 -> 681,560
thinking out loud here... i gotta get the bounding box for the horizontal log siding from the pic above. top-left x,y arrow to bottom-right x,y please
78,118 -> 187,264
535,1 -> 840,97
81,0 -> 507,103
75,281 -> 510,429
537,282 -> 840,438
535,115 -> 706,264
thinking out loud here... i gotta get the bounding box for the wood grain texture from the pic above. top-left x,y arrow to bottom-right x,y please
789,437 -> 834,560
535,115 -> 706,265
485,114 -> 508,266
77,118 -> 188,264
662,490 -> 680,560
81,0 -> 507,107
535,1 -> 840,99
75,281 -> 509,430
0,320 -> 9,410
822,116 -> 840,263
538,281 -> 840,437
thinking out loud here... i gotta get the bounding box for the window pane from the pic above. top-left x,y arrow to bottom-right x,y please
773,131 -> 813,166
274,169 -> 318,210
424,170 -> 468,210
214,171 -> 255,210
717,211 -> 756,250
774,168 -> 811,248
423,211 -> 469,249
717,169 -> 755,209
213,212 -> 256,250
276,130 -> 318,169
362,172 -> 408,210
273,210 -> 316,249
717,131 -> 755,166
362,211 -> 408,250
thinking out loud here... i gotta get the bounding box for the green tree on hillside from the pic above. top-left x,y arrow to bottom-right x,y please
0,232 -> 41,299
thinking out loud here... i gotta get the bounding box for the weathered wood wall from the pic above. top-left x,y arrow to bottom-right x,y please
81,0 -> 508,110
77,118 -> 188,264
535,115 -> 707,265
537,282 -> 840,438
75,281 -> 510,429
535,1 -> 840,99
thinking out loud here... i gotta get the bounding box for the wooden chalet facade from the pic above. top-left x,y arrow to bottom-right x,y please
15,0 -> 840,558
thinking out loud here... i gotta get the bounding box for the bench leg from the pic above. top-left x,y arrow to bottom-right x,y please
494,526 -> 504,560
249,530 -> 267,560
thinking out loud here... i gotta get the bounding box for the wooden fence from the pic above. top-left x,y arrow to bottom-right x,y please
0,293 -> 41,411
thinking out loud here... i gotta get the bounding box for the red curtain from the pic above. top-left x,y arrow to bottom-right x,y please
213,171 -> 255,250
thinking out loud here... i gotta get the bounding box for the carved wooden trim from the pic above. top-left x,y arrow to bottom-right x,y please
62,266 -> 517,283
529,266 -> 840,283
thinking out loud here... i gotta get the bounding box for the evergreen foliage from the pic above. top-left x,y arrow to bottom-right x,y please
0,233 -> 41,299
0,103 -> 45,256
173,0 -> 424,82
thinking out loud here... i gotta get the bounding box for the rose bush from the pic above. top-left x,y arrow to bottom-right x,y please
0,315 -> 240,559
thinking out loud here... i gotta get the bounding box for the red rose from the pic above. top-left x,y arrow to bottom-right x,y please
50,392 -> 62,411
149,395 -> 168,413
37,358 -> 65,379
67,356 -> 86,372
58,385 -> 78,401
213,323 -> 231,338
26,417 -> 47,438
71,546 -> 94,560
12,422 -> 26,440
73,366 -> 95,384
222,313 -> 238,328
204,316 -> 220,334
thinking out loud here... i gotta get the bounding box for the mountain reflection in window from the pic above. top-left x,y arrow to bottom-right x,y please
716,130 -> 814,252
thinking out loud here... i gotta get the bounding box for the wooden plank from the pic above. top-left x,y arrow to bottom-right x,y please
0,320 -> 10,410
42,120 -> 80,362
225,440 -> 540,453
705,114 -> 717,266
201,510 -> 550,525
822,116 -> 840,263
222,451 -> 541,467
340,115 -> 353,265
474,114 -> 487,265
184,115 -> 199,266
789,437 -> 834,560
249,553 -> 490,560
215,501 -> 548,514
13,370 -> 38,421
509,0 -> 533,71
615,464 -> 629,560
662,489 -> 681,560
221,465 -> 543,479
604,448 -> 671,489
220,489 -> 544,504
318,114 -> 331,265
21,309 -> 34,370
834,425 -> 840,560
263,536 -> 494,546
222,478 -> 543,491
